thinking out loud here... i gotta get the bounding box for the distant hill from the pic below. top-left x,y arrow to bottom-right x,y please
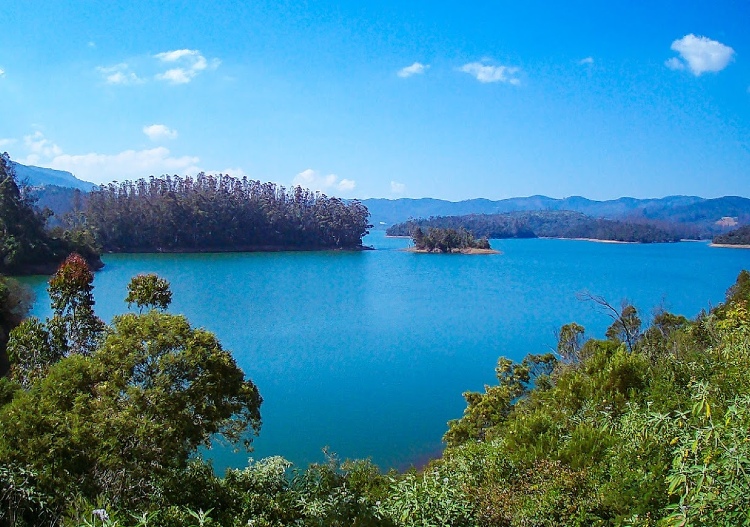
11,161 -> 96,191
386,211 -> 682,244
363,195 -> 750,238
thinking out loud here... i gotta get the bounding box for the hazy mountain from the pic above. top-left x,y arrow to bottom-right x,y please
363,195 -> 750,237
11,161 -> 96,191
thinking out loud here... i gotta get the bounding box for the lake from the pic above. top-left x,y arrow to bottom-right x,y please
20,232 -> 750,472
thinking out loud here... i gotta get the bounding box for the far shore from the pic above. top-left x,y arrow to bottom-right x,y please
710,243 -> 750,249
105,244 -> 374,254
402,247 -> 501,255
540,237 -> 637,244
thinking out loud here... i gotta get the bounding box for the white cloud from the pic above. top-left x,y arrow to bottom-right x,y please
13,131 -> 202,184
578,57 -> 594,65
398,62 -> 429,78
338,178 -> 356,191
667,34 -> 735,76
97,63 -> 143,85
143,124 -> 178,141
664,57 -> 685,71
459,61 -> 521,84
21,132 -> 63,164
0,138 -> 15,148
50,148 -> 201,183
292,168 -> 356,194
390,181 -> 406,194
0,68 -> 5,77
154,49 -> 220,84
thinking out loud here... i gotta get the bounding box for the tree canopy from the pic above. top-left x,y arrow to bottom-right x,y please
85,174 -> 371,252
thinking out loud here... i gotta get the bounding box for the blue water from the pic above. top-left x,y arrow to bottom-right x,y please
20,233 -> 750,471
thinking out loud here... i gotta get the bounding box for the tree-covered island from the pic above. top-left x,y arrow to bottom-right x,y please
85,175 -> 371,253
408,226 -> 498,254
0,153 -> 373,278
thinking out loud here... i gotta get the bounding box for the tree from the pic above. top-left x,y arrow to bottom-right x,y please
0,291 -> 262,511
125,273 -> 173,312
0,274 -> 33,376
556,322 -> 586,362
47,253 -> 105,356
578,292 -> 642,352
6,318 -> 60,389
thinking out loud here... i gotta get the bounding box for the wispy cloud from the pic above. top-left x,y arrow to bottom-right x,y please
398,62 -> 429,78
666,34 -> 734,76
459,61 -> 521,84
51,148 -> 201,183
97,63 -> 143,85
292,169 -> 356,194
390,181 -> 406,194
97,49 -> 220,86
143,124 -> 178,141
0,138 -> 16,148
154,49 -> 220,84
0,67 -> 5,77
578,57 -> 594,65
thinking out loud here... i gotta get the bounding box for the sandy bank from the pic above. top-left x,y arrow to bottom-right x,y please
402,247 -> 501,255
710,243 -> 750,249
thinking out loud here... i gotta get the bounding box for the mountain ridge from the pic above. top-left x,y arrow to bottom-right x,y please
11,161 -> 95,191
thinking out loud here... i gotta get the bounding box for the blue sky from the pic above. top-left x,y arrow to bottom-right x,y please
0,1 -> 748,200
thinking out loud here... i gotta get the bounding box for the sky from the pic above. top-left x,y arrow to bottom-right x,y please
0,0 -> 748,201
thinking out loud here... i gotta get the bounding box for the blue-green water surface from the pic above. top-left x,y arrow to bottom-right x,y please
21,232 -> 750,471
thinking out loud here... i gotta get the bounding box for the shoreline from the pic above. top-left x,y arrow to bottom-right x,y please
710,243 -> 750,249
539,237 -> 637,244
402,247 -> 501,255
104,244 -> 374,254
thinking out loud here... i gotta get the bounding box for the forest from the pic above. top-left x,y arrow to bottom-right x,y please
387,210 -> 683,243
84,175 -> 371,252
714,225 -> 750,246
1,251 -> 749,525
0,154 -> 101,276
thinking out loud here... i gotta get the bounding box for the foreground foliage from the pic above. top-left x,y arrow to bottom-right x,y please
2,262 -> 750,525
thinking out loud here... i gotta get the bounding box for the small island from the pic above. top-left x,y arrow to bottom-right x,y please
407,226 -> 499,254
712,225 -> 750,248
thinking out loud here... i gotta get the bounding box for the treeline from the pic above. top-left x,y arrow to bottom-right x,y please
412,227 -> 491,252
85,175 -> 371,252
387,210 -> 683,243
0,153 -> 101,275
713,224 -> 750,245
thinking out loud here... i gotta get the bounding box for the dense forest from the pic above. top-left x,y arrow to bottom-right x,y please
0,153 -> 101,275
411,227 -> 492,252
387,210 -> 682,243
2,250 -> 750,525
713,225 -> 750,246
84,175 -> 371,252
